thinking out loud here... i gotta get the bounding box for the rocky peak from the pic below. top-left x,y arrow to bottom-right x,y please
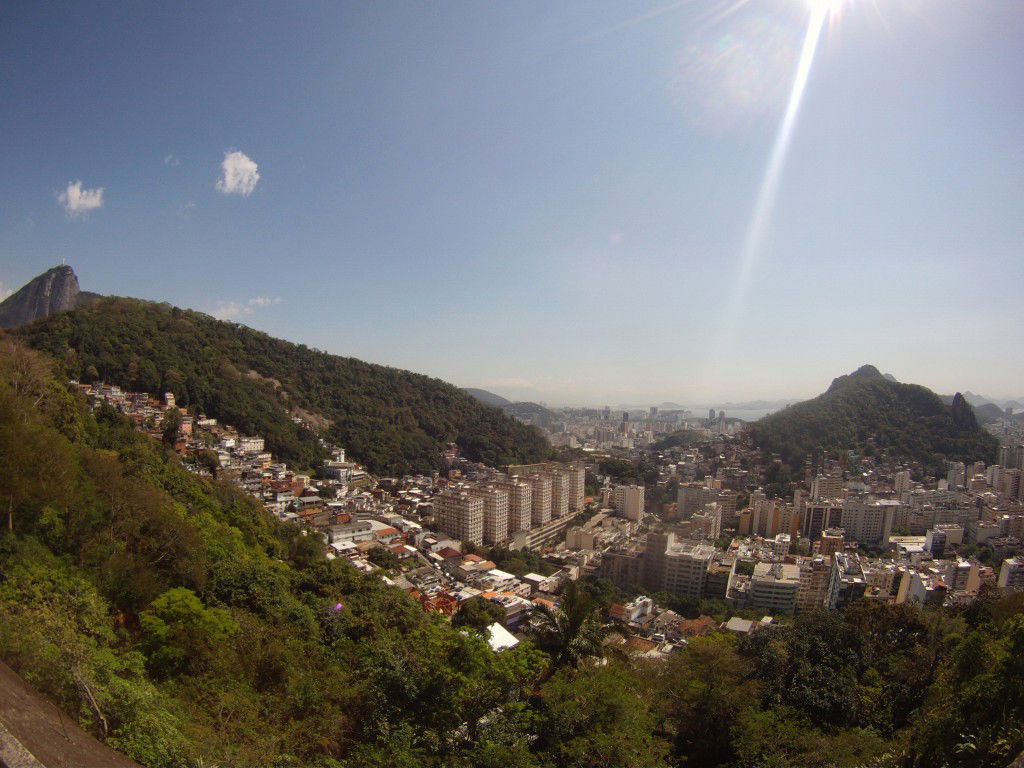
0,265 -> 84,328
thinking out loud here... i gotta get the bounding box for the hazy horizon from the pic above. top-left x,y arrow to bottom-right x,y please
3,1 -> 1022,404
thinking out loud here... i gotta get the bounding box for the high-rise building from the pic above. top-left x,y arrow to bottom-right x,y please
750,562 -> 800,614
998,556 -> 1024,590
526,474 -> 552,526
946,462 -> 966,490
495,478 -> 533,534
435,489 -> 484,546
1002,469 -> 1022,500
677,483 -> 706,519
818,528 -> 844,556
566,461 -> 586,512
796,556 -> 831,613
811,474 -> 844,501
545,468 -> 570,518
894,469 -> 912,496
839,499 -> 897,547
691,502 -> 722,540
827,553 -> 867,609
662,540 -> 715,598
802,502 -> 843,540
469,485 -> 510,545
612,484 -> 645,521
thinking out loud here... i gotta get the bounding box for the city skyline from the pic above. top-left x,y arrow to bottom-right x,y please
2,0 -> 1022,403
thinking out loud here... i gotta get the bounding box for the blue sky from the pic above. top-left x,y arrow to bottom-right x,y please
2,0 -> 1022,405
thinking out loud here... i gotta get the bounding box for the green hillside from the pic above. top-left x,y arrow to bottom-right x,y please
0,339 -> 1022,767
748,365 -> 999,473
15,297 -> 549,474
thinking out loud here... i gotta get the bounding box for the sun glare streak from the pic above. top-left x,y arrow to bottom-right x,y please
715,4 -> 830,352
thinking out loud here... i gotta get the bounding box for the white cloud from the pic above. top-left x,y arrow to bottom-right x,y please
211,296 -> 280,320
246,296 -> 280,308
57,180 -> 104,217
215,150 -> 260,196
164,154 -> 180,166
0,282 -> 13,301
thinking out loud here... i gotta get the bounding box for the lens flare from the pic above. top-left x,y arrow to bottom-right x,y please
715,2 -> 832,355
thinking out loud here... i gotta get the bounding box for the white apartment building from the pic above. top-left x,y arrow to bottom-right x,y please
661,540 -> 715,598
998,556 -> 1024,590
526,474 -> 552,526
435,489 -> 484,547
470,485 -> 510,545
495,478 -> 533,534
750,562 -> 800,614
613,484 -> 645,521
546,469 -> 570,519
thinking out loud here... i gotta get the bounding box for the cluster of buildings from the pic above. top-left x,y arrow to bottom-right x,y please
80,380 -> 1024,657
540,406 -> 739,452
432,461 -> 586,549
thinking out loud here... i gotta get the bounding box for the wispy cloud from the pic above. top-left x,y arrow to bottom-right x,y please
215,150 -> 260,196
0,282 -> 13,302
164,154 -> 180,166
57,180 -> 104,217
211,296 -> 281,320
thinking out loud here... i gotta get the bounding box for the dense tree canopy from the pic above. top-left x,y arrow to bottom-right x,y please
15,298 -> 550,474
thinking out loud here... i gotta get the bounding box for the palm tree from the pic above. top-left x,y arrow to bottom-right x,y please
532,579 -> 607,673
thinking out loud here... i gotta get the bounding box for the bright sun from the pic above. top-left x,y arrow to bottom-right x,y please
805,0 -> 846,16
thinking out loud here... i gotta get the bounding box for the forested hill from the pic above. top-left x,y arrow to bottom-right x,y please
15,297 -> 549,474
748,365 -> 999,473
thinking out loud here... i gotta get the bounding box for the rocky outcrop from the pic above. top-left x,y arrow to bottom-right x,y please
0,266 -> 93,329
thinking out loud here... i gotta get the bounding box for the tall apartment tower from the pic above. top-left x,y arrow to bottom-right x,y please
946,462 -> 966,490
677,483 -> 706,519
811,474 -> 844,501
546,468 -> 570,518
796,556 -> 832,613
567,461 -> 586,512
435,489 -> 484,547
613,484 -> 645,521
662,540 -> 715,598
470,485 -> 510,545
894,469 -> 912,496
495,478 -> 533,534
526,474 -> 552,526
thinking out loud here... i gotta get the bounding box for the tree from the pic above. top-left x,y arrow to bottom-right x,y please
161,407 -> 181,446
532,579 -> 607,673
653,633 -> 758,765
453,596 -> 505,633
139,587 -> 239,677
534,664 -> 669,768
366,545 -> 401,572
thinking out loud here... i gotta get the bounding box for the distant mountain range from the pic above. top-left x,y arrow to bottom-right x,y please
0,265 -> 101,328
9,268 -> 549,474
463,388 -> 559,428
461,388 -> 510,407
748,364 -> 998,474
